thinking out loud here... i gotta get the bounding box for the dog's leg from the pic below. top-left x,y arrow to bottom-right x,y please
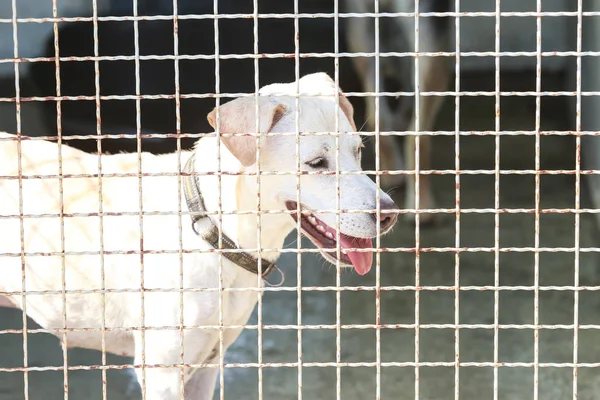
404,24 -> 450,224
182,313 -> 254,399
132,328 -> 216,400
369,61 -> 406,190
182,320 -> 248,399
377,83 -> 407,189
346,10 -> 405,188
182,350 -> 220,400
132,330 -> 186,399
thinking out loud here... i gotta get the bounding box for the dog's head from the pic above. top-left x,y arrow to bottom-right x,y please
207,72 -> 399,275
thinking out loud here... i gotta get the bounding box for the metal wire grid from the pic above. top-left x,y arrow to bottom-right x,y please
0,0 -> 594,399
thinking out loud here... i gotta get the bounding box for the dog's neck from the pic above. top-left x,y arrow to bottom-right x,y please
191,137 -> 295,264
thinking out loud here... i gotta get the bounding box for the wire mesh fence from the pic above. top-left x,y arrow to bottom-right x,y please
0,0 -> 598,399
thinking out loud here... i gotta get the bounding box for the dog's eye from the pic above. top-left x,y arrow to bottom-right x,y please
306,157 -> 328,169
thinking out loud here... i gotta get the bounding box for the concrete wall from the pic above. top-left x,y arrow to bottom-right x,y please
0,0 -> 110,77
0,0 -> 569,78
456,0 -> 570,71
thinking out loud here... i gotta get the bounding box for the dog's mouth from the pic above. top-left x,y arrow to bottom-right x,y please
285,201 -> 373,275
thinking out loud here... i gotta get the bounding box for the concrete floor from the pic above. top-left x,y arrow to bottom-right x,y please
1,71 -> 599,399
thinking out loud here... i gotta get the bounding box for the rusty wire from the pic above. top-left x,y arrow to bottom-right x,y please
0,2 -> 597,400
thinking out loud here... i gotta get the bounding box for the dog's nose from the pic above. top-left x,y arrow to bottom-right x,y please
380,213 -> 396,232
375,199 -> 399,232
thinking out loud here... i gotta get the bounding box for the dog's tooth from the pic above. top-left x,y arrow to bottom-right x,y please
308,216 -> 317,225
317,225 -> 325,232
325,231 -> 334,239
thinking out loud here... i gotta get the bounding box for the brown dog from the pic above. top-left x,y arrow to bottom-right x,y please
344,0 -> 452,222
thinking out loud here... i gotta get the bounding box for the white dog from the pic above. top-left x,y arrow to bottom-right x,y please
0,73 -> 398,399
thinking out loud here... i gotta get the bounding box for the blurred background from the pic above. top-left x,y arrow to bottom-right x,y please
1,0 -> 599,399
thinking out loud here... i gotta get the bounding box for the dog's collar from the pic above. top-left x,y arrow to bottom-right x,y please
182,153 -> 283,286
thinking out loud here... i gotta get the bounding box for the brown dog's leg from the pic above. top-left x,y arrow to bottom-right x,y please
346,9 -> 406,190
404,47 -> 450,224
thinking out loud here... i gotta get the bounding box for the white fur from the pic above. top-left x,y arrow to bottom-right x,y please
0,73 -> 397,399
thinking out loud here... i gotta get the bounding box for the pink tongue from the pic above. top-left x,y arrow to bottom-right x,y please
339,236 -> 373,275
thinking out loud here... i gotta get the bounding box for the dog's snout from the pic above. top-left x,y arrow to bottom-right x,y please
372,198 -> 399,232
379,212 -> 396,232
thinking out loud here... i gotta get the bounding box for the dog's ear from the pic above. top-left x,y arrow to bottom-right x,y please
338,91 -> 357,131
207,97 -> 287,167
299,73 -> 357,131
